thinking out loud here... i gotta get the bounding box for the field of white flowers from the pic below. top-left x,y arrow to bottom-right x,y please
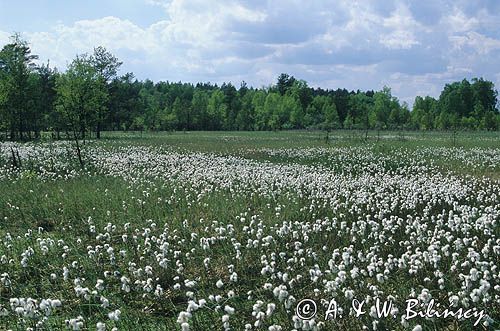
0,131 -> 499,330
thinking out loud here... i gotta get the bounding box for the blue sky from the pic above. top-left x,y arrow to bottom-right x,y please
1,0 -> 500,105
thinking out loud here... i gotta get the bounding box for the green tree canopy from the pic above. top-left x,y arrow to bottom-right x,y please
0,33 -> 39,140
54,54 -> 108,139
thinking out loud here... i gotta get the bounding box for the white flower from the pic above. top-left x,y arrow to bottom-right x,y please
449,295 -> 459,307
108,309 -> 121,321
100,297 -> 110,308
177,311 -> 191,324
66,316 -> 84,330
187,301 -> 199,312
96,279 -> 105,291
266,303 -> 276,316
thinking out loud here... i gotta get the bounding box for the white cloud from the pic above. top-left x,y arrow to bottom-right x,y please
380,30 -> 419,50
443,9 -> 479,33
22,7 -> 268,79
450,31 -> 500,55
319,3 -> 423,51
379,4 -> 423,49
26,17 -> 160,69
147,0 -> 266,48
343,3 -> 380,34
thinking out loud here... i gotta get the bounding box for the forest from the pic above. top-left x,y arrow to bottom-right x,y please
1,34 -> 499,141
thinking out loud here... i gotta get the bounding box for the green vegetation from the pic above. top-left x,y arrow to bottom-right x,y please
1,35 -> 499,142
0,131 -> 499,330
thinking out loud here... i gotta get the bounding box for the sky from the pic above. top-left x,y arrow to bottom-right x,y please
1,0 -> 500,105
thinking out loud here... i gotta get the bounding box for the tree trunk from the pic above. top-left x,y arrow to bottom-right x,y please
96,122 -> 101,139
73,131 -> 84,169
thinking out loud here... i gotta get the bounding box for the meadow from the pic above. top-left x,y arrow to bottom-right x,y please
0,130 -> 499,330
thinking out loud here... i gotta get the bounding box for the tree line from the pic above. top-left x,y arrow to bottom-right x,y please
0,34 -> 499,141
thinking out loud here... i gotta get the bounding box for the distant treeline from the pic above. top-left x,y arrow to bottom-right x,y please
0,34 -> 499,141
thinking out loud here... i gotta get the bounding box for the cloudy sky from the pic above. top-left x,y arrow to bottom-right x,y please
1,0 -> 499,104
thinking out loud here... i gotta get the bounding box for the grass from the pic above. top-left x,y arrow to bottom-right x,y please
0,130 -> 499,330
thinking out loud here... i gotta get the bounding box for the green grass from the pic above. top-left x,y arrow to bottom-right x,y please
0,130 -> 499,330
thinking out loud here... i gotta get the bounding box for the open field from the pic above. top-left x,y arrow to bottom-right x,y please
0,130 -> 499,330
